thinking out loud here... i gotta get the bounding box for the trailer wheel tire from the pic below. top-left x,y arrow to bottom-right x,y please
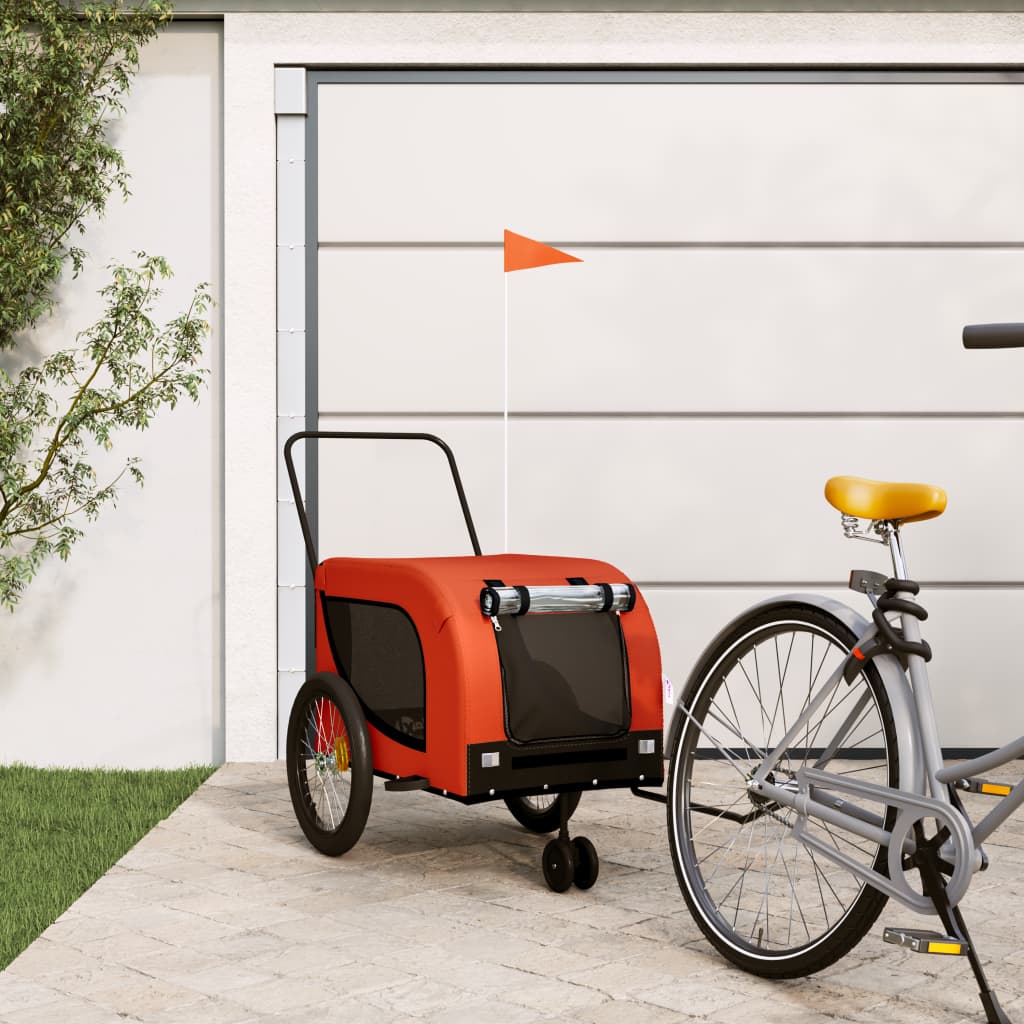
542,837 -> 575,893
504,792 -> 581,834
571,836 -> 599,890
287,673 -> 373,857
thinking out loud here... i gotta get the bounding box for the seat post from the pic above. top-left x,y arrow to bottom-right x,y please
884,523 -> 910,579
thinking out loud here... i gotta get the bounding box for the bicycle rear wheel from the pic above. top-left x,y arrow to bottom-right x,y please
667,604 -> 899,978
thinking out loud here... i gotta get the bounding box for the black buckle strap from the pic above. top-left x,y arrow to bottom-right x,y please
844,577 -> 932,681
875,577 -> 932,662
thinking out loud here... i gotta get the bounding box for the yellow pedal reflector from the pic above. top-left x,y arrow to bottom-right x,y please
883,927 -> 969,955
926,941 -> 963,955
980,783 -> 1012,797
334,736 -> 350,772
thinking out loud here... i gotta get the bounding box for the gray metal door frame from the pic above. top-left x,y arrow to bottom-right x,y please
275,65 -> 1024,755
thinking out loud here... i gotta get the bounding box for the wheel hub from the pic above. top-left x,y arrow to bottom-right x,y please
312,741 -> 349,777
746,770 -> 798,807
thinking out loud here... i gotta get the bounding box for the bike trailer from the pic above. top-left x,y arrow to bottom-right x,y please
314,551 -> 663,800
284,431 -> 663,891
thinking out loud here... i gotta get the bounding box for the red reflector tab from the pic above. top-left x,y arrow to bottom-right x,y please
852,647 -> 865,660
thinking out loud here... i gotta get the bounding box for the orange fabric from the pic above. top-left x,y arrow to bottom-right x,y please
315,554 -> 661,797
504,229 -> 582,273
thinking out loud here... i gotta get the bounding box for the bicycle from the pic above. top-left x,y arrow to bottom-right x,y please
664,323 -> 1024,1024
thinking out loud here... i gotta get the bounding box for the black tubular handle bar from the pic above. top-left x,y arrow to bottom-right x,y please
963,323 -> 1024,349
283,431 -> 482,577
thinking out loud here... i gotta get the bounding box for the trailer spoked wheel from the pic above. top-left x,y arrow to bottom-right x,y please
287,673 -> 373,857
504,792 -> 581,834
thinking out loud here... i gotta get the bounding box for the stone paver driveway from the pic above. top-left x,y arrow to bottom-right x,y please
2,762 -> 1023,1023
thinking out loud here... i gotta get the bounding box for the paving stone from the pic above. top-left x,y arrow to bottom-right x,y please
0,994 -> 125,1023
108,942 -> 232,980
829,958 -> 937,997
260,1000 -> 418,1024
168,962 -> 275,997
706,993 -> 841,1024
438,925 -> 544,965
364,977 -> 480,1017
498,942 -> 612,978
73,930 -> 178,970
237,942 -> 355,979
418,996 -> 546,1023
60,966 -> 203,1018
139,996 -> 261,1024
500,975 -> 612,1014
36,915 -> 126,951
633,972 -> 750,1017
0,976 -> 64,1015
165,891 -> 307,930
190,928 -> 296,964
4,760 -> 1022,1024
104,904 -> 243,946
220,974 -> 347,1015
561,958 -> 683,999
573,999 -> 688,1024
2,939 -> 101,980
551,902 -> 656,932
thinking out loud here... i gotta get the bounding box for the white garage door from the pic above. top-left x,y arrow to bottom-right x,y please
286,70 -> 1024,753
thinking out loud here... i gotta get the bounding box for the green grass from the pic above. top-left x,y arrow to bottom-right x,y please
0,763 -> 216,971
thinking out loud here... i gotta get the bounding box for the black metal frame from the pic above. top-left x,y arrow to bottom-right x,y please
282,430 -> 482,577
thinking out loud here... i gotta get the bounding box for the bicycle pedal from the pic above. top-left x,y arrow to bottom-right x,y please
883,927 -> 968,956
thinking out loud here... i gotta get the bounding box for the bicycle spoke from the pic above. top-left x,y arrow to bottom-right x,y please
692,793 -> 752,840
679,703 -> 755,780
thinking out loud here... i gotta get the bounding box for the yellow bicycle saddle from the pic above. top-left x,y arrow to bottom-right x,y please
824,476 -> 947,524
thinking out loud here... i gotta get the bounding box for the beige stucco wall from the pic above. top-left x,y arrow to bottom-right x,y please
0,23 -> 223,768
225,12 -> 1024,761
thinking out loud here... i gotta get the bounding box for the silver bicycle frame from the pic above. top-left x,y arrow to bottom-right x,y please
726,524 -> 1024,909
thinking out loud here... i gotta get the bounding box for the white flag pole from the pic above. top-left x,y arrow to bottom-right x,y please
503,271 -> 510,553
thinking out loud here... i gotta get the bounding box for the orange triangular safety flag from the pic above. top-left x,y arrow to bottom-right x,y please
504,230 -> 582,273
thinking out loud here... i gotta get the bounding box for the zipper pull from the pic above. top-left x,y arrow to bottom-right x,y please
490,615 -> 502,633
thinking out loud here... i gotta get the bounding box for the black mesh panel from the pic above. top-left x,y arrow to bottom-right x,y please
323,597 -> 425,748
495,612 -> 629,744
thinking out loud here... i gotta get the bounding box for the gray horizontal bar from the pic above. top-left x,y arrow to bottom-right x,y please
309,69 -> 1024,85
318,410 -> 1024,420
632,580 -> 1024,589
319,240 -> 1024,250
173,3 -> 1024,18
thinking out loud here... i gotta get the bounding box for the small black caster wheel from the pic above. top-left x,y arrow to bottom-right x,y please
542,837 -> 575,892
571,836 -> 599,890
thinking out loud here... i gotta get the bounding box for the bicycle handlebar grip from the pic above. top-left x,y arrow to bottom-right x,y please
963,323 -> 1024,349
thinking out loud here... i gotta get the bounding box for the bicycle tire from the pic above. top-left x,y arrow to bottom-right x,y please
667,603 -> 899,978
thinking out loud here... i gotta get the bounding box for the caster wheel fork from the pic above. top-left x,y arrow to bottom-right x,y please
539,790 -> 600,892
